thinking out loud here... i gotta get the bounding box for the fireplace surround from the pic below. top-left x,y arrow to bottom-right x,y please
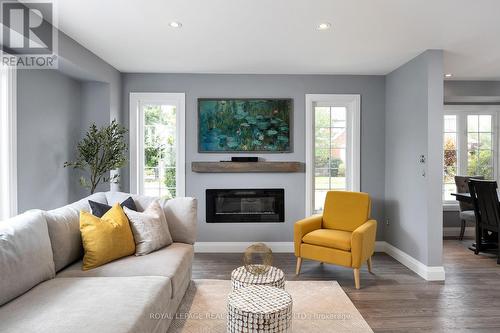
206,189 -> 284,223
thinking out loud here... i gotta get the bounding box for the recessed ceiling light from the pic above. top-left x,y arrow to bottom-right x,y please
445,73 -> 453,78
169,21 -> 182,28
317,22 -> 331,31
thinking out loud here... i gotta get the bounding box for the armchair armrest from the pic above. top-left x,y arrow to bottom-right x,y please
294,214 -> 322,256
351,219 -> 377,268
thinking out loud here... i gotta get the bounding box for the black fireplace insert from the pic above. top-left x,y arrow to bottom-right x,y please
206,189 -> 284,223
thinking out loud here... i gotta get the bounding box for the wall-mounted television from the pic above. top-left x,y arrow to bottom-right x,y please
198,98 -> 293,153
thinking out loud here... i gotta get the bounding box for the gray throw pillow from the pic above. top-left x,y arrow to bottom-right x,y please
123,200 -> 173,256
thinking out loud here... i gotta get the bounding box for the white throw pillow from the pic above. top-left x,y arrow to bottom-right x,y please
123,200 -> 173,256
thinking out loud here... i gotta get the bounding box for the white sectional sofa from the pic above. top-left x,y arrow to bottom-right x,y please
0,191 -> 197,333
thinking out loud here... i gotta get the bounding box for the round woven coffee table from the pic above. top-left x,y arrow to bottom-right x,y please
231,265 -> 285,290
227,285 -> 292,333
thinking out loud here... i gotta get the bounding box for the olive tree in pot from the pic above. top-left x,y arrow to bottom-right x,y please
64,120 -> 128,194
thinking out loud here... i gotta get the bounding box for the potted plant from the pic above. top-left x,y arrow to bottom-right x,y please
64,120 -> 128,194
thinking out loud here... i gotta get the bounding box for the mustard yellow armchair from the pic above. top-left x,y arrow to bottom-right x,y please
294,191 -> 377,289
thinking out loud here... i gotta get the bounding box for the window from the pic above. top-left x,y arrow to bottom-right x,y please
306,94 -> 360,215
443,106 -> 499,204
0,64 -> 17,219
130,93 -> 185,198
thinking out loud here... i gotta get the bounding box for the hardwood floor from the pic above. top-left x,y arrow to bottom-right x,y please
193,240 -> 500,332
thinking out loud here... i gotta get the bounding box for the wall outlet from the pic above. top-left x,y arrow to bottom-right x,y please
386,219 -> 390,226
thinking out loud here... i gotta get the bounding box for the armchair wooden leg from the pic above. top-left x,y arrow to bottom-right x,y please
353,268 -> 360,289
296,257 -> 302,275
367,257 -> 373,274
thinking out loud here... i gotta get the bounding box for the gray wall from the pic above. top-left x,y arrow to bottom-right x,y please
16,28 -> 122,211
122,74 -> 386,242
17,70 -> 82,211
385,50 -> 444,266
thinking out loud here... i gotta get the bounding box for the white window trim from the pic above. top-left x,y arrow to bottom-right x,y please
305,94 -> 361,216
443,105 -> 500,210
129,92 -> 186,197
0,64 -> 17,219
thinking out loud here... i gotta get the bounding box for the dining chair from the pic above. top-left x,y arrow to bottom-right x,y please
468,179 -> 500,264
454,175 -> 484,240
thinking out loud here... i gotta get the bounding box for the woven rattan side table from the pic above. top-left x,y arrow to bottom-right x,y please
231,265 -> 285,291
227,285 -> 292,333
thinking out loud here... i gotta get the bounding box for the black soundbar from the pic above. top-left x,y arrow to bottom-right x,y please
231,157 -> 259,162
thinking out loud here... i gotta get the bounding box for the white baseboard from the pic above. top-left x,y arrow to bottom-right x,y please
195,241 -> 387,253
443,227 -> 474,237
194,241 -> 445,281
378,241 -> 445,281
194,242 -> 294,253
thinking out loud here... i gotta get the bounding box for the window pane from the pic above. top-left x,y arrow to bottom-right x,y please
467,150 -> 478,176
331,175 -> 346,190
479,133 -> 492,149
467,133 -> 478,150
143,104 -> 177,199
314,128 -> 330,148
314,107 -> 330,127
443,151 -> 457,183
314,104 -> 350,211
468,115 -> 479,132
331,107 -> 346,121
314,168 -> 330,177
330,149 -> 346,171
476,150 -> 493,179
479,115 -> 492,132
443,183 -> 456,202
443,114 -> 457,201
332,120 -> 346,128
314,190 -> 328,212
315,176 -> 330,190
444,115 -> 456,132
443,133 -> 456,147
331,128 -> 346,148
315,149 -> 330,168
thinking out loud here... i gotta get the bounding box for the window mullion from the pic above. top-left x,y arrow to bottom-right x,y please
329,106 -> 332,190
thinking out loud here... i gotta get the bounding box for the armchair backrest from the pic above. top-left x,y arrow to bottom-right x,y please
322,191 -> 371,232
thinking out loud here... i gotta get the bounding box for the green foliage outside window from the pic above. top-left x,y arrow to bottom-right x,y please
443,137 -> 457,183
467,150 -> 493,179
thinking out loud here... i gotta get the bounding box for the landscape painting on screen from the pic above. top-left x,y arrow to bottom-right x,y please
198,98 -> 292,152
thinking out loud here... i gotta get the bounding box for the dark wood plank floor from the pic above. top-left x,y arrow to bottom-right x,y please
193,240 -> 500,332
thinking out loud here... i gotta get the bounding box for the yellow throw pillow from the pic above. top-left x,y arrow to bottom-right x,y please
80,203 -> 135,270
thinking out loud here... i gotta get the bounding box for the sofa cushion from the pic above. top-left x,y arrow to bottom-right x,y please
0,210 -> 55,306
106,191 -> 197,244
89,196 -> 137,218
44,192 -> 108,272
124,200 -> 173,256
302,229 -> 352,251
106,191 -> 155,211
80,204 -> 136,270
0,276 -> 172,333
57,242 -> 193,296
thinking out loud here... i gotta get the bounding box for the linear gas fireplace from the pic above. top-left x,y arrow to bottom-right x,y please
206,189 -> 284,223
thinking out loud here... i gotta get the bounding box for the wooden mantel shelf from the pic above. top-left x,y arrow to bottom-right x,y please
191,161 -> 305,173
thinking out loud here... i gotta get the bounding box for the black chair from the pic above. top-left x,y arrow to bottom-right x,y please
468,179 -> 500,264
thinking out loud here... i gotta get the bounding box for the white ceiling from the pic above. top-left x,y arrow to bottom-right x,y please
56,0 -> 500,79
